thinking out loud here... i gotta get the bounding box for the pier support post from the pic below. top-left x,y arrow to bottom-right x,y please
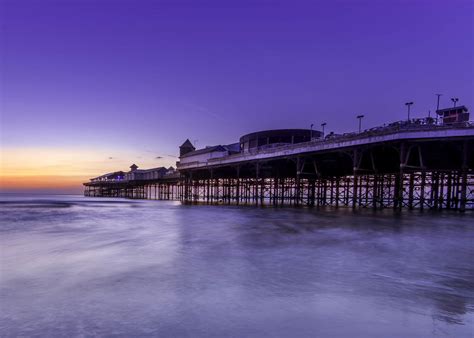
420,170 -> 426,211
460,141 -> 469,212
408,173 -> 414,210
352,150 -> 360,209
395,143 -> 407,210
255,162 -> 260,206
295,157 -> 301,206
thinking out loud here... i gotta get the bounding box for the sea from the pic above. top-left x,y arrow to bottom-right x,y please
0,194 -> 473,337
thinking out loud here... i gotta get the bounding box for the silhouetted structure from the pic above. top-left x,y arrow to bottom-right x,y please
179,139 -> 195,157
436,106 -> 469,124
239,129 -> 322,152
84,113 -> 474,211
84,165 -> 179,199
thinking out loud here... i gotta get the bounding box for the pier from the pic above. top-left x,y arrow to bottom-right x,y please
84,108 -> 474,211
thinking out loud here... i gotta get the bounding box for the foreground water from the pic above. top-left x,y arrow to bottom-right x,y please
0,195 -> 473,337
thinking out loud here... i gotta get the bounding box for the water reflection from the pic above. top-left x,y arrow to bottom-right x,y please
0,195 -> 473,337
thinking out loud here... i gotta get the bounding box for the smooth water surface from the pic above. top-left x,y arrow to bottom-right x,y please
1,194 -> 473,337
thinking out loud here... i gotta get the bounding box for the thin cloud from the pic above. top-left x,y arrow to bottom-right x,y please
182,102 -> 225,121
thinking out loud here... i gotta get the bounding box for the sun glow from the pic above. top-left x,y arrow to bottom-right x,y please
0,147 -> 170,193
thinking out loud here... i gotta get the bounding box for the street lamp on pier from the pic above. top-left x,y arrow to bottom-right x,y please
451,97 -> 459,107
435,94 -> 442,111
356,115 -> 365,133
405,102 -> 414,121
434,94 -> 442,124
321,122 -> 327,138
310,124 -> 314,141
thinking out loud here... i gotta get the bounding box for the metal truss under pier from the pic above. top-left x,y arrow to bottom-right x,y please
84,170 -> 474,211
84,178 -> 181,200
181,171 -> 474,211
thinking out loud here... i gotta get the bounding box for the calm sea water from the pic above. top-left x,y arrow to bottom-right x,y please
0,194 -> 473,337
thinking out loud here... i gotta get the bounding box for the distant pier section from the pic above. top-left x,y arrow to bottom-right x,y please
84,166 -> 180,199
85,106 -> 474,211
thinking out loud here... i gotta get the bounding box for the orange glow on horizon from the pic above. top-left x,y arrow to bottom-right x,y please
0,146 -> 174,192
0,175 -> 89,191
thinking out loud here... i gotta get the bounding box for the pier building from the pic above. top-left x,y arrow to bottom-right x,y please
436,106 -> 469,124
179,143 -> 240,167
89,171 -> 125,183
239,129 -> 322,153
85,165 -> 179,199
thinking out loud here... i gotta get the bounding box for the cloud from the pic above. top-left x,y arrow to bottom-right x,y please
155,156 -> 163,159
182,102 -> 225,121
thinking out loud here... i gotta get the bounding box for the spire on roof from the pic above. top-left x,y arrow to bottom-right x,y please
130,164 -> 138,171
179,139 -> 195,156
180,139 -> 195,148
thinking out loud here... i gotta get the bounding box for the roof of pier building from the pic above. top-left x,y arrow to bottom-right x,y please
90,171 -> 125,182
178,143 -> 240,167
125,166 -> 175,180
126,166 -> 171,174
180,143 -> 240,159
436,106 -> 469,124
179,139 -> 196,156
436,105 -> 468,115
239,129 -> 323,150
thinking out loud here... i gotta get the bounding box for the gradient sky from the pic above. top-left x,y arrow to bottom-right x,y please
1,0 -> 473,193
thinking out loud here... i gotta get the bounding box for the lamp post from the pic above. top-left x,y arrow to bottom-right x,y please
310,123 -> 314,141
451,97 -> 459,107
356,115 -> 364,133
435,94 -> 442,124
321,122 -> 326,138
405,102 -> 414,121
435,94 -> 442,111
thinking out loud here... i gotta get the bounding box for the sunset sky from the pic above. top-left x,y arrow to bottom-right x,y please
1,0 -> 473,193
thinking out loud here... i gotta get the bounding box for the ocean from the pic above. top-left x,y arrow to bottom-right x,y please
0,194 -> 473,337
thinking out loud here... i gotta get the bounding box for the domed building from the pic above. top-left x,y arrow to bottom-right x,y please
177,129 -> 322,168
239,129 -> 322,153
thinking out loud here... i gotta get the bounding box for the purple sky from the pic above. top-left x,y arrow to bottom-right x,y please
1,0 -> 473,190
